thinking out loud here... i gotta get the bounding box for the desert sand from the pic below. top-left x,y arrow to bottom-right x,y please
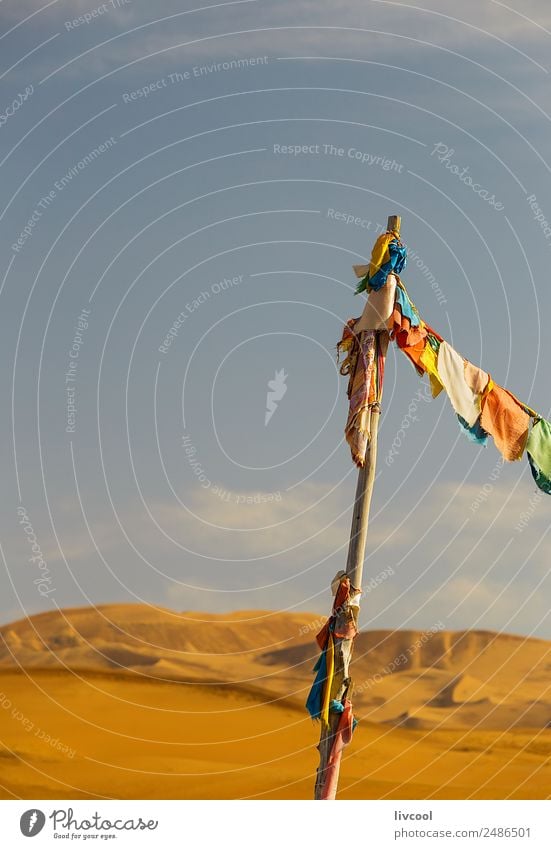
0,604 -> 550,799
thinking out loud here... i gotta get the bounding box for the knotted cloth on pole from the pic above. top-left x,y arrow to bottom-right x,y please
307,571 -> 360,799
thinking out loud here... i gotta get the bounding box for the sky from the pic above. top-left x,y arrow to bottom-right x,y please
0,0 -> 550,637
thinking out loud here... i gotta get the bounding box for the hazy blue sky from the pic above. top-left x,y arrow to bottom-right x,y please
1,0 -> 550,637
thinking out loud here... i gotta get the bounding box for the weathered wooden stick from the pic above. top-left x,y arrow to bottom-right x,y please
345,405 -> 380,595
387,214 -> 401,233
313,215 -> 399,800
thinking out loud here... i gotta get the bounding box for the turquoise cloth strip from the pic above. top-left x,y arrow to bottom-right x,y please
457,414 -> 489,446
355,240 -> 408,294
305,651 -> 327,720
395,284 -> 420,327
527,455 -> 551,494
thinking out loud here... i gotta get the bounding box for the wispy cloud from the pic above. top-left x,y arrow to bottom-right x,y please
3,0 -> 549,84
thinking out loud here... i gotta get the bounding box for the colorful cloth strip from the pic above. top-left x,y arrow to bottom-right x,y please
306,648 -> 327,721
355,230 -> 407,294
319,698 -> 356,800
340,271 -> 550,494
316,574 -> 358,650
337,328 -> 386,467
526,418 -> 551,493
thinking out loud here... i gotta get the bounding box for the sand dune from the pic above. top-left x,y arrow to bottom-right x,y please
2,605 -> 550,729
1,604 -> 550,799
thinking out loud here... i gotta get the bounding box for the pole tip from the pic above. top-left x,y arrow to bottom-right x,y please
387,214 -> 401,234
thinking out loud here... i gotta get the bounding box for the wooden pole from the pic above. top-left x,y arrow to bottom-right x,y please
387,214 -> 401,233
313,215 -> 399,800
345,406 -> 380,592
